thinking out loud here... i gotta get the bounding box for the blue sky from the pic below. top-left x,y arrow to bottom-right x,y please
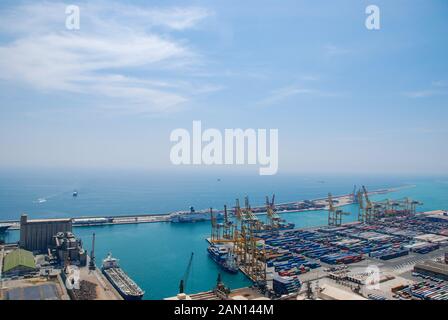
0,0 -> 447,174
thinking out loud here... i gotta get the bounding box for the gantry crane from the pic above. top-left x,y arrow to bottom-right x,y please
210,207 -> 220,242
352,185 -> 358,204
404,197 -> 423,215
222,205 -> 234,240
179,252 -> 194,294
266,194 -> 281,230
210,206 -> 235,243
369,197 -> 422,217
357,190 -> 365,222
362,185 -> 374,222
328,193 -> 349,226
234,198 -> 244,229
232,197 -> 266,287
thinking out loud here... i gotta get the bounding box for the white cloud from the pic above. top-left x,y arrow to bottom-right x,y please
323,44 -> 350,57
0,1 -> 214,114
257,82 -> 344,107
403,81 -> 448,98
258,85 -> 316,106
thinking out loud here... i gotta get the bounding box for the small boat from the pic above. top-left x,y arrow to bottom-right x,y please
73,190 -> 78,197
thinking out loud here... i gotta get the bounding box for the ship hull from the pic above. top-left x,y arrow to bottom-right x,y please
102,269 -> 144,300
207,247 -> 238,274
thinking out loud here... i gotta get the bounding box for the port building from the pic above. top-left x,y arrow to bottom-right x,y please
414,260 -> 448,281
50,232 -> 87,266
2,248 -> 36,277
19,214 -> 72,252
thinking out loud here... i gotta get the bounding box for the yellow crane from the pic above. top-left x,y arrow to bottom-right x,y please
222,205 -> 234,240
328,193 -> 349,226
357,190 -> 364,222
266,194 -> 281,230
362,185 -> 374,222
210,207 -> 235,244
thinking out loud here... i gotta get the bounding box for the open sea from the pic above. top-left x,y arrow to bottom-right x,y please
1,169 -> 447,299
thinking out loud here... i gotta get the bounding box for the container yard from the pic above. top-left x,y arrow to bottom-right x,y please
203,188 -> 448,300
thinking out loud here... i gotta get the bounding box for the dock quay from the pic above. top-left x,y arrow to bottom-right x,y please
0,186 -> 401,230
0,213 -> 171,231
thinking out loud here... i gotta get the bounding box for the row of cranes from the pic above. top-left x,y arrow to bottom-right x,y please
328,185 -> 423,226
356,185 -> 422,223
210,195 -> 292,289
208,187 -> 422,290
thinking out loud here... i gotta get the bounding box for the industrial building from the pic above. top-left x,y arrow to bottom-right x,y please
414,260 -> 448,281
50,232 -> 87,266
19,214 -> 72,252
2,248 -> 36,277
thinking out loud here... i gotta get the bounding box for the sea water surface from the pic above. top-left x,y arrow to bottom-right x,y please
1,169 -> 447,299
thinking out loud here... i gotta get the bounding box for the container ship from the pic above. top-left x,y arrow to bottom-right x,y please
170,206 -> 223,223
207,244 -> 238,274
102,253 -> 145,300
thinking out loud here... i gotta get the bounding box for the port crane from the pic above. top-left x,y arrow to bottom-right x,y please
266,194 -> 281,230
89,233 -> 96,270
327,193 -> 349,226
357,190 -> 365,222
368,197 -> 422,217
210,206 -> 235,243
179,252 -> 194,294
233,197 -> 266,287
234,199 -> 244,229
352,185 -> 358,204
210,207 -> 222,243
222,205 -> 234,240
362,186 -> 374,222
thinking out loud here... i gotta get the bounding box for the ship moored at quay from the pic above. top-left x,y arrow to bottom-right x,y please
102,253 -> 145,300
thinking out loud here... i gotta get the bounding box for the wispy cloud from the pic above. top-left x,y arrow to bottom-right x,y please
0,1 -> 214,114
258,85 -> 316,106
257,79 -> 344,107
404,80 -> 448,98
323,44 -> 351,57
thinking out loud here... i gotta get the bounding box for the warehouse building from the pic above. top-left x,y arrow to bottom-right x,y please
19,214 -> 72,253
2,248 -> 37,277
414,260 -> 448,281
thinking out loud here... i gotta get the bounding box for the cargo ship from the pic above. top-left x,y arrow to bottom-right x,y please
170,206 -> 223,223
102,253 -> 145,300
207,244 -> 238,274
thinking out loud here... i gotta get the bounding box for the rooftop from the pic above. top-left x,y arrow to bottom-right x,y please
3,249 -> 36,273
415,260 -> 448,276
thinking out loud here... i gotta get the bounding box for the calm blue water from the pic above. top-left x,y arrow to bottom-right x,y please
1,169 -> 447,299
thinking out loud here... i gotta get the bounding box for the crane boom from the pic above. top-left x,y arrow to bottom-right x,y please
179,252 -> 194,293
